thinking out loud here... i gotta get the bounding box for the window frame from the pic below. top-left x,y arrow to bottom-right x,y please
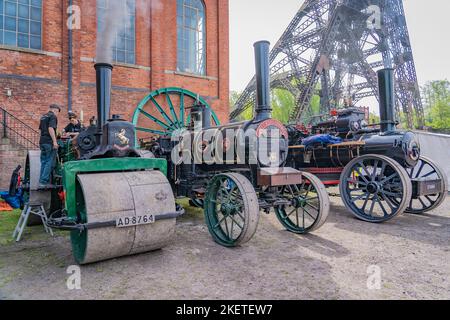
0,0 -> 43,50
96,0 -> 136,65
177,0 -> 207,76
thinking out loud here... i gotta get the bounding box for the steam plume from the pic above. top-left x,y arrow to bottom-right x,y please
96,0 -> 131,64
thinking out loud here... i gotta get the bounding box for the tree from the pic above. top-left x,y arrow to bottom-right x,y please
272,88 -> 296,123
369,112 -> 380,125
230,89 -> 321,123
421,80 -> 450,130
230,91 -> 253,121
229,91 -> 241,107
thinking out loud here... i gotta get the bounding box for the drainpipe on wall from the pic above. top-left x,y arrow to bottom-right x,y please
68,0 -> 73,112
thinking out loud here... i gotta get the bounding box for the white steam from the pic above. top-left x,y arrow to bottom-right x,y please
96,0 -> 164,64
96,0 -> 131,64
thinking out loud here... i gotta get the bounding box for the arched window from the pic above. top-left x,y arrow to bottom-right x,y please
177,0 -> 206,75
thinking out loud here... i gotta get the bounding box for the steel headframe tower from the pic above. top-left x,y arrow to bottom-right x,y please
231,0 -> 424,129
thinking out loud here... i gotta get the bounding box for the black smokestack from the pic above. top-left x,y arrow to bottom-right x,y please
378,68 -> 396,132
254,41 -> 272,121
94,63 -> 113,142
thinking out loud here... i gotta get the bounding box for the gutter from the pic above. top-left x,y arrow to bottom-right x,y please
68,0 -> 73,112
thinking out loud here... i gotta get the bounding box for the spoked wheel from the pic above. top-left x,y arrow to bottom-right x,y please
405,156 -> 448,214
132,87 -> 220,137
204,173 -> 259,247
340,155 -> 412,223
275,172 -> 330,234
189,198 -> 205,208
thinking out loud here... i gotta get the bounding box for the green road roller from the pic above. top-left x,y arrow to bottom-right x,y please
18,62 -> 184,264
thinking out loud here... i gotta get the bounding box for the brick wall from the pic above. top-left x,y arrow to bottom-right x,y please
0,0 -> 230,135
0,138 -> 26,190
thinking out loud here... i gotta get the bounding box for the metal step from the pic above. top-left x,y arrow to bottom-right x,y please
13,203 -> 54,242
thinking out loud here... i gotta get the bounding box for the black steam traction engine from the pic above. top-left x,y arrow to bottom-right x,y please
145,41 -> 330,246
287,69 -> 448,223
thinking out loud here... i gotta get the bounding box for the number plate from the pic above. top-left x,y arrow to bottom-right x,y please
116,214 -> 155,228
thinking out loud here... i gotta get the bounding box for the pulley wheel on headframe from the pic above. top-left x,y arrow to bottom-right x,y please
132,87 -> 220,137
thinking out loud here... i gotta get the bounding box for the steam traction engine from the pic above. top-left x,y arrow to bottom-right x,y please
287,69 -> 448,222
21,63 -> 184,264
146,41 -> 330,247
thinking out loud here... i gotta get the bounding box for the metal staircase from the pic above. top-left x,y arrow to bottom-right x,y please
0,107 -> 39,150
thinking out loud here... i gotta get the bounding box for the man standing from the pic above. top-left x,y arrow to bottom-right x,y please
38,104 -> 61,189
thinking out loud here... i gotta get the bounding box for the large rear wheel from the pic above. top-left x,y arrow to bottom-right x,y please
204,173 -> 259,247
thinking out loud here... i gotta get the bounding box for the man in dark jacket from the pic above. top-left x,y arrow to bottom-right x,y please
38,104 -> 61,188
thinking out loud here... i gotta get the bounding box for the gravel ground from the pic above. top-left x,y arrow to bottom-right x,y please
0,195 -> 449,300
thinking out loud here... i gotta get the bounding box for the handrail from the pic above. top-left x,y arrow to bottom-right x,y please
1,106 -> 39,150
1,108 -> 39,134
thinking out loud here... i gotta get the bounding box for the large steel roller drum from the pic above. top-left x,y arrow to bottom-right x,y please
71,170 -> 176,264
25,150 -> 52,225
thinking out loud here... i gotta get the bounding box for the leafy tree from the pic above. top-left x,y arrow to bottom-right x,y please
421,80 -> 450,130
229,91 -> 241,107
272,88 -> 296,123
229,91 -> 252,121
369,112 -> 380,125
230,89 -> 321,123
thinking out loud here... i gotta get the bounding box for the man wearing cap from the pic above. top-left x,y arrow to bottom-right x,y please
62,112 -> 83,159
62,112 -> 82,139
38,104 -> 61,189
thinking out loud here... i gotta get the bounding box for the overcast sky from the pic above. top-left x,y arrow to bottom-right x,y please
229,0 -> 450,93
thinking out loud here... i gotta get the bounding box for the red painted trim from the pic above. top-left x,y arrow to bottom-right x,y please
256,119 -> 289,138
322,180 -> 340,186
301,167 -> 344,174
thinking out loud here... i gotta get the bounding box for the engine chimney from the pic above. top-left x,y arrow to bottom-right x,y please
378,68 -> 396,132
254,41 -> 272,122
94,63 -> 113,143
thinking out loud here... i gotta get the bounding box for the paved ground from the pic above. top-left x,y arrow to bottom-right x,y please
0,195 -> 449,300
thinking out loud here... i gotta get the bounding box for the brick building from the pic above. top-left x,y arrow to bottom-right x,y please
0,0 -> 229,189
0,0 -> 230,132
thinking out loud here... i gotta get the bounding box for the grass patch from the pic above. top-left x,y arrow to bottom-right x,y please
177,198 -> 204,221
0,206 -> 67,246
0,208 -> 21,246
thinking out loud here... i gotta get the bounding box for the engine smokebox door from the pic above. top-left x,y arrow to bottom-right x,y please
257,167 -> 302,187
